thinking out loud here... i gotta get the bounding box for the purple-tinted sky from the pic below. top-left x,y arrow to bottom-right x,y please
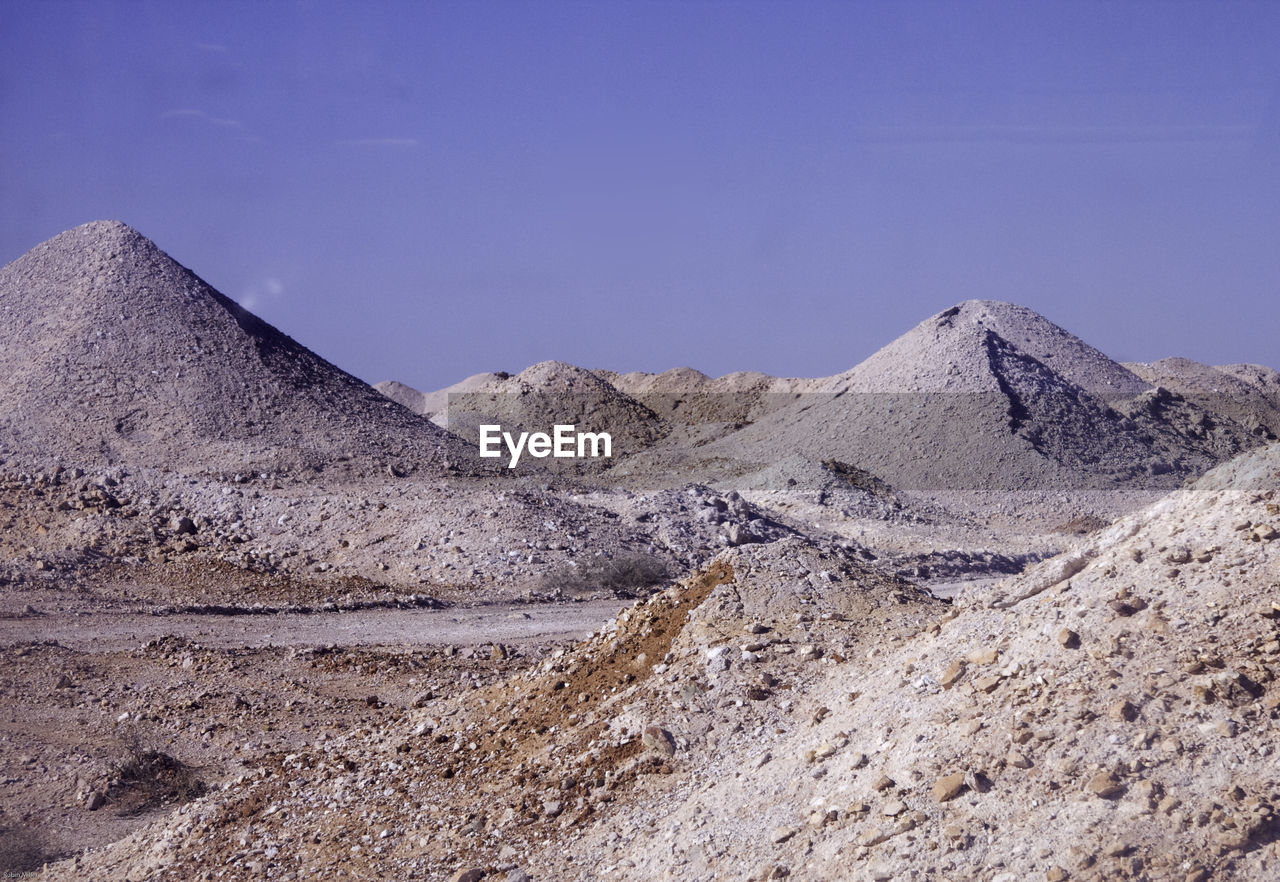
2,0 -> 1278,391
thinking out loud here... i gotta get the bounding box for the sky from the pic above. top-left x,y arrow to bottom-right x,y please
2,0 -> 1278,391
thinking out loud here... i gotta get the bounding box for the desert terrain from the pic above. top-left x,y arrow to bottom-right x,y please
2,221 -> 1279,880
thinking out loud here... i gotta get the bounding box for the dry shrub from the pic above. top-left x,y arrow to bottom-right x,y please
539,551 -> 670,599
106,732 -> 205,816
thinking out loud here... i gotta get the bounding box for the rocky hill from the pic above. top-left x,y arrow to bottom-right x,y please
0,221 -> 457,478
1127,358 -> 1280,441
373,380 -> 430,416
431,361 -> 668,471
713,301 -> 1265,493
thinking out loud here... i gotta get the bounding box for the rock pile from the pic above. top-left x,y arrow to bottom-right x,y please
713,301 -> 1267,493
0,221 -> 458,478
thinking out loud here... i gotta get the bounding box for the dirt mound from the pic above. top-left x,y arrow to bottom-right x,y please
1218,363 -> 1280,403
0,221 -> 457,477
593,367 -> 816,427
535,441 -> 1280,882
830,299 -> 1150,396
603,366 -> 713,396
712,301 -> 1265,492
411,371 -> 514,423
1127,358 -> 1280,439
436,360 -> 667,469
730,455 -> 924,522
40,540 -> 936,882
372,380 -> 429,415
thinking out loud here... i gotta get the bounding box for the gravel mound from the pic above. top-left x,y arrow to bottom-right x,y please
372,380 -> 429,415
434,360 -> 668,469
601,366 -> 713,396
713,301 -> 1265,492
828,299 -> 1150,396
1127,358 -> 1280,439
0,221 -> 457,478
1218,363 -> 1280,405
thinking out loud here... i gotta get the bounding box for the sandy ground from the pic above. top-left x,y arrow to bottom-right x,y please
0,599 -> 628,654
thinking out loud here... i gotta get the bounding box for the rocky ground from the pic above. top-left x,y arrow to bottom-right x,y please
3,223 -> 1279,880
1,442 -> 1275,880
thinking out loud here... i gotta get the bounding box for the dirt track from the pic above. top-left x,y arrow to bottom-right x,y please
0,599 -> 629,653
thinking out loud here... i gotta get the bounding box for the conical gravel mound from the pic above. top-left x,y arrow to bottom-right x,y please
827,299 -> 1150,395
0,221 -> 456,476
715,301 -> 1260,492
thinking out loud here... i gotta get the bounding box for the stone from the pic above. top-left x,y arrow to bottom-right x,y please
881,799 -> 905,816
1007,752 -> 1032,769
1131,779 -> 1162,809
1057,628 -> 1080,648
808,809 -> 837,827
771,826 -> 798,844
642,726 -> 676,757
505,871 -> 531,882
1087,772 -> 1124,799
1108,599 -> 1138,617
856,827 -> 890,847
933,772 -> 966,803
871,774 -> 895,792
450,870 -> 485,882
968,647 -> 999,665
939,660 -> 966,689
974,674 -> 1002,694
965,770 -> 993,793
1215,827 -> 1252,851
1045,866 -> 1069,881
1108,699 -> 1138,722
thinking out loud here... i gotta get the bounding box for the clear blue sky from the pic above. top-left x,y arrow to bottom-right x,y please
2,0 -> 1277,390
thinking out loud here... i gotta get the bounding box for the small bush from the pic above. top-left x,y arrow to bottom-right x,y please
539,551 -> 670,599
105,733 -> 205,816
